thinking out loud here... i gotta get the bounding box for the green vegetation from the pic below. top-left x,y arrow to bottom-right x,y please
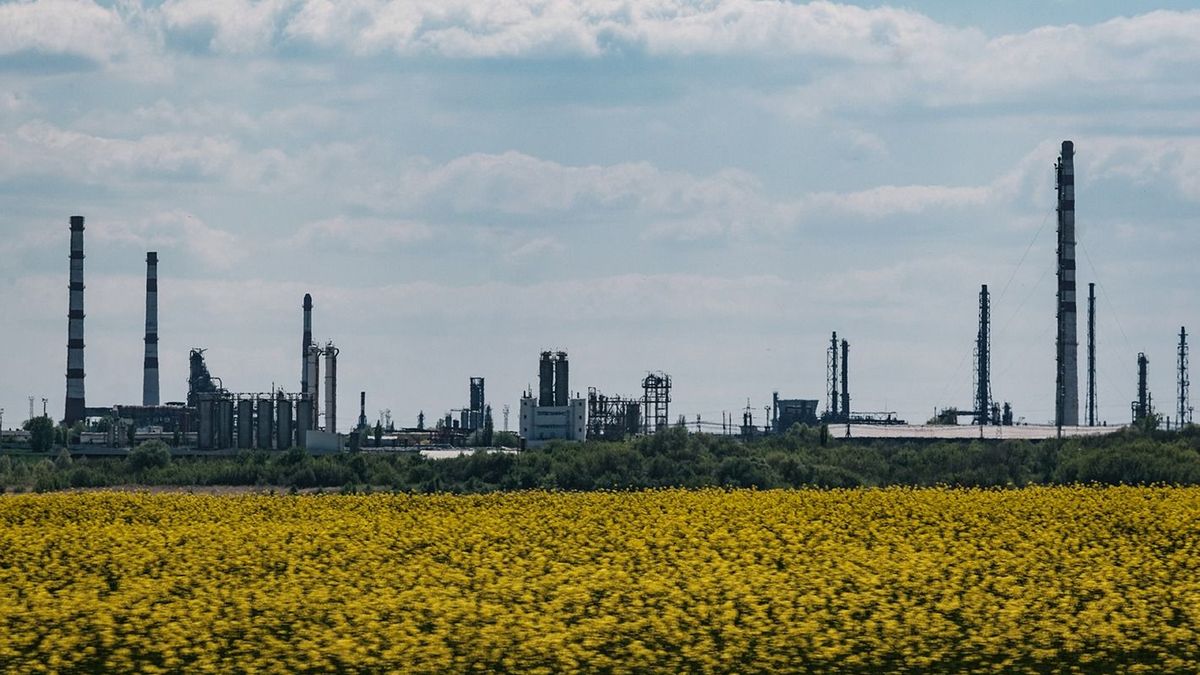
3,425 -> 1200,493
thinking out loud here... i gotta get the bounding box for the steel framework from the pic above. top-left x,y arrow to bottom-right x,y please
642,372 -> 672,434
974,284 -> 992,425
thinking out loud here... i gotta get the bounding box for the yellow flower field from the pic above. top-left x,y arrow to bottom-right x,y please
0,487 -> 1198,672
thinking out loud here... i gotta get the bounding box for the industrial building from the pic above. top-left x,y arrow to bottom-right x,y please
520,352 -> 587,447
772,394 -> 819,432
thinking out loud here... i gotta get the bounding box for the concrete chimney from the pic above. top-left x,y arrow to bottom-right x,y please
301,293 -> 313,394
64,216 -> 86,425
1056,140 -> 1079,427
143,252 -> 160,406
840,339 -> 849,421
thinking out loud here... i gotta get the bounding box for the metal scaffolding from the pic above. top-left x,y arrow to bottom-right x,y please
642,372 -> 672,434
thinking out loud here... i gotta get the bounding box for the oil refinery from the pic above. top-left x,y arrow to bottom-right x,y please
3,140 -> 1192,454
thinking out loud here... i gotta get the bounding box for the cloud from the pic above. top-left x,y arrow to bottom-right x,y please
503,235 -> 564,262
91,210 -> 247,269
289,217 -> 435,251
0,120 -> 292,189
0,0 -> 133,65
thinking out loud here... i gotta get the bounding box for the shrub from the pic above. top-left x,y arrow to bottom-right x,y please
127,441 -> 171,471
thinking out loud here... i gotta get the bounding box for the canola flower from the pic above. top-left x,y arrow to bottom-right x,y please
0,486 -> 1197,673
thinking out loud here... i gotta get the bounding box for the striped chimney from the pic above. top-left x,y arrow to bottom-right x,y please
143,252 -> 160,406
64,216 -> 86,425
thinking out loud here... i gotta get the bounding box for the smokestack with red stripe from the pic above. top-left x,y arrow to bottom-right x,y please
143,252 -> 160,406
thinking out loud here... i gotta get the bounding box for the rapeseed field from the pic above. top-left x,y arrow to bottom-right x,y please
0,487 -> 1197,672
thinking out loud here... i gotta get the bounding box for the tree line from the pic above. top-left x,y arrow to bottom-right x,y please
3,423 -> 1200,493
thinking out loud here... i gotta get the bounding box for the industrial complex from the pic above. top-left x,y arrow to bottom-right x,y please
3,140 -> 1193,453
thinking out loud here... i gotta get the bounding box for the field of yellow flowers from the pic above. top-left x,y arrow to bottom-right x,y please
1,487 -> 1198,672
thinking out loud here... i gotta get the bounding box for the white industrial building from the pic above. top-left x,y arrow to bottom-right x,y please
519,351 -> 588,447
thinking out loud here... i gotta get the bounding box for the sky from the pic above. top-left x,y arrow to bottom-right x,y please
1,0 -> 1198,431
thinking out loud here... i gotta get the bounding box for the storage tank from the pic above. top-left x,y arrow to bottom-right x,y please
237,399 -> 254,449
296,396 -> 313,446
218,399 -> 234,449
257,398 -> 273,449
276,398 -> 294,450
197,398 -> 214,450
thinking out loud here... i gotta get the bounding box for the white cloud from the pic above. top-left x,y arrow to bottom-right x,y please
91,210 -> 248,269
0,121 -> 292,188
289,217 -> 435,251
504,235 -> 564,262
0,0 -> 133,63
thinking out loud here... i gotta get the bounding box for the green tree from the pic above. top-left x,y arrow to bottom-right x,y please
23,417 -> 55,453
374,421 -> 383,447
481,406 -> 494,447
127,440 -> 171,471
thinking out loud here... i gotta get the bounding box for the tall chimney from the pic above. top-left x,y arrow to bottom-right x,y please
840,339 -> 849,422
1055,140 -> 1080,427
64,216 -> 86,425
142,252 -> 160,406
827,332 -> 839,419
301,294 -> 313,394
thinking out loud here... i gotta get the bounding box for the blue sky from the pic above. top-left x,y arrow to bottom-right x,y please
1,0 -> 1197,429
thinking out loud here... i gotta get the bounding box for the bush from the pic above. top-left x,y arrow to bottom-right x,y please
128,441 -> 171,471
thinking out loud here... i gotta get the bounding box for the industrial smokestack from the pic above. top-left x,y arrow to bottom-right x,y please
64,216 -> 86,425
1055,141 -> 1080,427
828,331 -> 839,419
357,391 -> 368,431
554,351 -> 569,406
301,294 -> 313,393
324,342 -> 338,434
142,252 -> 160,406
840,339 -> 849,422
